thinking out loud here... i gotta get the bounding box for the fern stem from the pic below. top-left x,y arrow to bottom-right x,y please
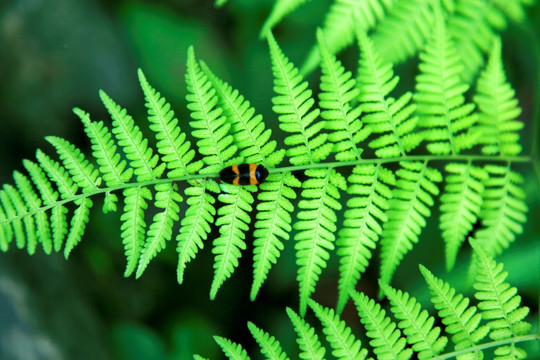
272,154 -> 532,174
1,154 -> 532,226
430,333 -> 540,360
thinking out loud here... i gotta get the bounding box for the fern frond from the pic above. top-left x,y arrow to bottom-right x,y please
268,33 -> 332,165
295,168 -> 346,316
214,335 -> 251,360
200,61 -> 285,167
301,0 -> 394,74
470,239 -> 531,359
251,172 -> 301,301
176,181 -> 218,284
2,184 -> 37,253
474,38 -> 523,156
186,46 -> 238,172
76,108 -> 133,187
370,0 -> 434,64
380,161 -> 441,286
45,136 -> 101,193
100,90 -> 165,181
420,265 -> 489,359
136,183 -> 182,278
260,0 -> 311,38
35,149 -> 78,199
336,164 -> 395,312
440,163 -> 487,271
121,186 -> 151,277
380,281 -> 448,359
13,172 -> 52,254
138,69 -> 201,178
193,355 -> 208,360
286,307 -> 326,360
308,299 -> 367,360
414,6 -> 478,155
65,197 -> 92,258
356,30 -> 421,157
475,165 -> 527,256
210,184 -> 254,300
247,321 -> 290,360
318,28 -> 368,161
350,290 -> 412,360
23,160 -> 68,252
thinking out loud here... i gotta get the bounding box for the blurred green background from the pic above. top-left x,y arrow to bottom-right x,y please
0,0 -> 538,359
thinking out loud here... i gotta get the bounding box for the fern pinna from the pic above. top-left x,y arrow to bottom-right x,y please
199,240 -> 535,360
0,13 -> 533,318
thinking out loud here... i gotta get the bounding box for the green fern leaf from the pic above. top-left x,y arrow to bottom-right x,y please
193,355 -> 208,360
308,299 -> 367,360
214,335 -> 251,360
420,264 -> 489,360
210,184 -> 254,300
176,181 -> 218,285
318,28 -> 368,161
2,184 -> 37,254
471,240 -> 531,337
356,30 -> 421,157
414,6 -> 478,155
65,197 -> 92,258
440,163 -> 487,271
45,136 -> 101,192
268,33 -> 332,165
251,172 -> 301,301
76,107 -> 133,186
136,183 -> 182,278
350,290 -> 412,360
295,168 -> 346,316
474,38 -> 523,156
35,150 -> 78,199
301,0 -> 393,74
200,60 -> 285,167
121,186 -> 152,277
470,239 -> 531,359
336,164 -> 395,313
186,46 -> 238,173
475,165 -> 527,256
100,90 -> 165,181
370,0 -> 434,64
23,160 -> 68,252
380,161 -> 442,285
0,190 -> 20,250
247,321 -> 290,360
13,172 -> 52,254
380,281 -> 448,359
286,307 -> 326,360
260,0 -> 311,38
138,69 -> 201,178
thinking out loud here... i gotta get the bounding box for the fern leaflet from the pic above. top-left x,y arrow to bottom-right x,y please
336,163 -> 395,312
295,168 -> 346,316
247,321 -> 290,360
420,264 -> 489,360
318,28 -> 368,162
471,239 -> 531,360
380,281 -> 448,359
268,32 -> 332,165
308,299 -> 367,360
286,307 -> 326,360
350,290 -> 412,360
214,335 -> 251,360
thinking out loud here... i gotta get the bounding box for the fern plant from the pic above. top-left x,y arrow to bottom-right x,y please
198,240 -> 537,359
0,0 -> 536,346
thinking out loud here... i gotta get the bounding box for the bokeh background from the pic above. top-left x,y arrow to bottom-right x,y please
0,1 -> 538,359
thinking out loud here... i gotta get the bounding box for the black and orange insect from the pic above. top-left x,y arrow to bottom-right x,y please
219,164 -> 269,185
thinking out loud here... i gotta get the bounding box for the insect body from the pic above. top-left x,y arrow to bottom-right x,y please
219,164 -> 269,185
